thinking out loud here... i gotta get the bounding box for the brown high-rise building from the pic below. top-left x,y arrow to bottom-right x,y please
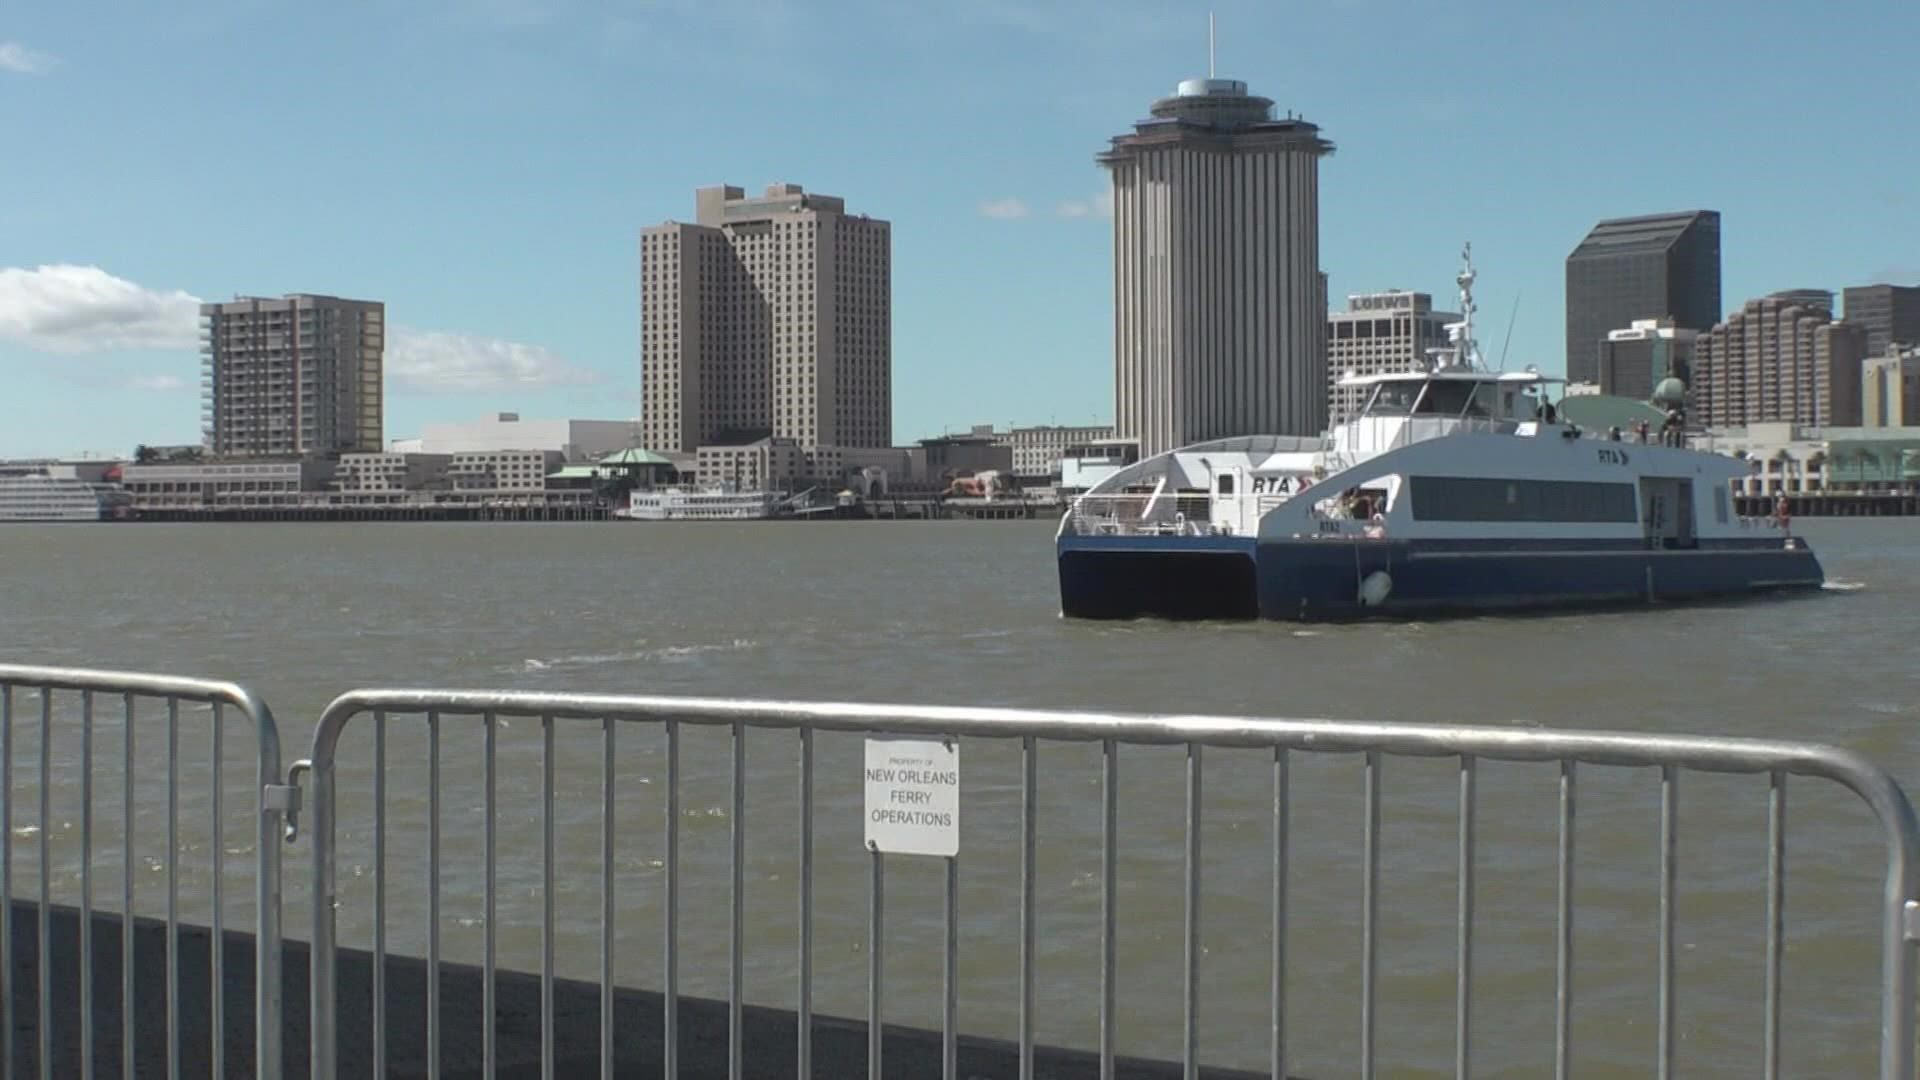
1692,291 -> 1866,428
639,183 -> 891,453
201,294 -> 384,457
1842,284 -> 1920,360
1863,347 -> 1920,428
1100,76 -> 1334,457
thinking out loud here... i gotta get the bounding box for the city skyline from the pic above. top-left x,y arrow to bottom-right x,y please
1,0 -> 1916,458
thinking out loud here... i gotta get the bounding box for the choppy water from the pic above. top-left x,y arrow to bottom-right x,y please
3,518 -> 1917,1076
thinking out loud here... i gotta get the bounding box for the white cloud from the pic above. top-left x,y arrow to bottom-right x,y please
388,328 -> 603,392
978,198 -> 1031,220
0,42 -> 54,74
0,264 -> 594,395
1056,190 -> 1114,219
0,265 -> 201,352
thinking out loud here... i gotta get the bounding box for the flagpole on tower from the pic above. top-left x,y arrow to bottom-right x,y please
1208,12 -> 1216,78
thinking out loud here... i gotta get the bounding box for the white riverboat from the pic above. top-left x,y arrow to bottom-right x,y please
1056,247 -> 1823,620
618,486 -> 787,521
0,462 -> 132,522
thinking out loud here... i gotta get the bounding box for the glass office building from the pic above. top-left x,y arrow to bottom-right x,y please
1564,211 -> 1721,386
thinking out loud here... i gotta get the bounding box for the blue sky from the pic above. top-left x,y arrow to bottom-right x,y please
3,0 -> 1915,458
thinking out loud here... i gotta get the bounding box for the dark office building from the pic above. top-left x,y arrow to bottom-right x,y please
1771,288 -> 1834,315
1564,211 -> 1721,385
1843,284 -> 1920,359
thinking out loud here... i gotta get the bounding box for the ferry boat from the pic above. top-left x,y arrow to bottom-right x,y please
1056,247 -> 1824,621
618,486 -> 786,521
0,462 -> 132,522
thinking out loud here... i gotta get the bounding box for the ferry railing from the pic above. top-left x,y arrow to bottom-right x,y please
1061,494 -> 1390,541
1061,494 -> 1227,537
292,689 -> 1920,1080
0,664 -> 291,1080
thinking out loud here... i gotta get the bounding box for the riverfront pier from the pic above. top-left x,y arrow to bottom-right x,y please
128,501 -> 613,523
1735,491 -> 1920,517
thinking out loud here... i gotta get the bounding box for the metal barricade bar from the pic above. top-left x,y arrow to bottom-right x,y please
294,689 -> 1920,1080
0,664 -> 287,1080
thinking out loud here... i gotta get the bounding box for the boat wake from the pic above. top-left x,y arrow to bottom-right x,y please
1821,580 -> 1867,592
518,639 -> 760,672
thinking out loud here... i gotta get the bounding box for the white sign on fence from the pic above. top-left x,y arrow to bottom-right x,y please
863,737 -> 960,857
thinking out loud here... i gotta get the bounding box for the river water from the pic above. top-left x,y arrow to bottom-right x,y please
3,519 -> 1917,1076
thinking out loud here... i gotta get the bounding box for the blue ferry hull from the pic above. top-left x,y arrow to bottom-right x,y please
1057,535 -> 1825,622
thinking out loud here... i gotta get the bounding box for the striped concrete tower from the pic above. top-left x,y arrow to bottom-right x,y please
1099,76 -> 1334,457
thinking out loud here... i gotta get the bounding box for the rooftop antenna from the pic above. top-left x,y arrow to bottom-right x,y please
1208,12 -> 1215,78
1455,241 -> 1478,368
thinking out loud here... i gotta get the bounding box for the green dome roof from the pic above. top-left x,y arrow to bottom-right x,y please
1558,394 -> 1668,431
1652,377 -> 1688,406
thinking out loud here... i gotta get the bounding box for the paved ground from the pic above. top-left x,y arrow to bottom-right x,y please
5,900 -> 1290,1077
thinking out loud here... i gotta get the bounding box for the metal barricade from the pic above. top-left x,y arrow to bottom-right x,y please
0,665 -> 290,1080
294,689 -> 1920,1080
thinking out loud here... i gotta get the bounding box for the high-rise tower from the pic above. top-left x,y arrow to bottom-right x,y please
1099,76 -> 1334,457
640,184 -> 891,453
1842,283 -> 1920,360
1564,211 -> 1720,385
201,294 -> 384,457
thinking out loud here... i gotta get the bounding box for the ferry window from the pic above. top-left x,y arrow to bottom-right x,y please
1409,476 -> 1638,523
1367,383 -> 1420,415
1217,474 -> 1235,495
1416,381 -> 1475,415
1464,384 -> 1496,418
1715,487 -> 1729,524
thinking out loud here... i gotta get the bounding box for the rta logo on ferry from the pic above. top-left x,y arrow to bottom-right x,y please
1597,447 -> 1631,466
